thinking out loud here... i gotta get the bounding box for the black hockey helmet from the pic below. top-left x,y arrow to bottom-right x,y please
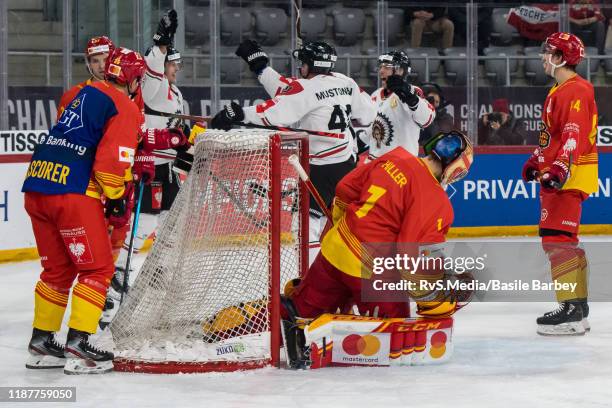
165,46 -> 181,65
378,50 -> 411,77
292,41 -> 337,75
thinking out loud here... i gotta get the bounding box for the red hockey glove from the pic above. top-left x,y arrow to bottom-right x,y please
106,183 -> 134,228
142,127 -> 188,151
521,154 -> 540,182
540,161 -> 569,192
133,150 -> 155,185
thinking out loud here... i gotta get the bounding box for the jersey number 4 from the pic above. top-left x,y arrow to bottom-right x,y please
328,104 -> 352,132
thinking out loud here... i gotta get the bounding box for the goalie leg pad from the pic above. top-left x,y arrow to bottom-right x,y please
304,314 -> 454,369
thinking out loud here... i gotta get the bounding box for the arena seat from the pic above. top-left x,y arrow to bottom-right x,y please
490,8 -> 520,45
443,47 -> 468,85
372,8 -> 405,47
524,46 -> 552,86
405,47 -> 440,83
300,8 -> 328,43
334,46 -> 363,78
220,7 -> 252,46
185,7 -> 210,48
483,45 -> 520,85
253,8 -> 288,46
332,8 -> 365,47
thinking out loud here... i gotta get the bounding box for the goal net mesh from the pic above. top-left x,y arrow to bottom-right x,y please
110,130 -> 307,371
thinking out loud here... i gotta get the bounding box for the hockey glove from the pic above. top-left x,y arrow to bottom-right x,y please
235,39 -> 269,74
386,75 -> 419,109
521,154 -> 540,182
153,9 -> 178,46
210,102 -> 245,131
106,183 -> 134,228
540,161 -> 569,192
142,127 -> 188,151
132,150 -> 155,185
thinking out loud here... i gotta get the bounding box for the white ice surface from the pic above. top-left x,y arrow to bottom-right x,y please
1,238 -> 612,408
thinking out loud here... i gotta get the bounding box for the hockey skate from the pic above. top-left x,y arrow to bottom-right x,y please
537,301 -> 587,336
99,270 -> 125,330
280,296 -> 311,369
26,328 -> 66,369
64,328 -> 114,374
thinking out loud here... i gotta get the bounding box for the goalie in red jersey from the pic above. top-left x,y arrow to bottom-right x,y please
522,32 -> 598,336
281,130 -> 474,368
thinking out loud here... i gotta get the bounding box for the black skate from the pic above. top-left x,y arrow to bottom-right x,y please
99,270 -> 125,330
64,329 -> 114,374
26,328 -> 66,369
536,301 -> 586,336
280,296 -> 311,370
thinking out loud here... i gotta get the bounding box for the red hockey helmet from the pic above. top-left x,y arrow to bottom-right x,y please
104,47 -> 146,86
542,32 -> 585,66
85,36 -> 115,58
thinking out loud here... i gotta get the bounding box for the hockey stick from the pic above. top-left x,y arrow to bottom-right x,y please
288,154 -> 333,220
144,104 -> 342,139
121,180 -> 146,303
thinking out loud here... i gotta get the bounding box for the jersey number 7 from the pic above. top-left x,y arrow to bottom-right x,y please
355,185 -> 387,218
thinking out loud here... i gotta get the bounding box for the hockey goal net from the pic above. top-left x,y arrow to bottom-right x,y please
110,130 -> 309,373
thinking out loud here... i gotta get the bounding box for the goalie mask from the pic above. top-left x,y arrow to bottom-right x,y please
292,41 -> 337,75
423,130 -> 473,185
378,50 -> 411,78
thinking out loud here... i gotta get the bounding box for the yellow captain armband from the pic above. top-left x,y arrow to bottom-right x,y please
189,122 -> 207,145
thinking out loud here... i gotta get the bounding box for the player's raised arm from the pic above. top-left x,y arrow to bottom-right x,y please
235,39 -> 298,98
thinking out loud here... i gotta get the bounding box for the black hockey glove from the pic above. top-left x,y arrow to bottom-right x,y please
153,9 -> 178,46
235,39 -> 269,74
210,102 -> 245,131
386,75 -> 419,109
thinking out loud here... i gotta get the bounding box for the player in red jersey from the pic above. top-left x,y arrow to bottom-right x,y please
522,32 -> 599,336
56,36 -> 115,120
280,131 -> 473,366
22,47 -> 146,374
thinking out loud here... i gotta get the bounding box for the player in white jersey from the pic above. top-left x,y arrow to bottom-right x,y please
101,10 -> 189,328
358,50 -> 436,162
211,40 -> 376,264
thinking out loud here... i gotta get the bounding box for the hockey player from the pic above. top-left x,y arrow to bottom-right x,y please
281,130 -> 474,367
57,36 -> 115,119
101,10 -> 189,327
216,40 -> 377,264
522,32 -> 598,336
359,50 -> 436,161
22,47 -> 146,374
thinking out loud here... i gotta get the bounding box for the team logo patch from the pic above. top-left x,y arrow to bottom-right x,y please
60,227 -> 94,264
541,208 -> 549,222
119,146 -> 135,164
372,114 -> 394,148
538,122 -> 551,149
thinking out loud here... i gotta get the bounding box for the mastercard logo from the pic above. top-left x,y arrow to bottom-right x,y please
120,151 -> 130,158
342,334 -> 381,356
429,331 -> 448,359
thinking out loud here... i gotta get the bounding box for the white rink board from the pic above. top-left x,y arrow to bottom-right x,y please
0,162 -> 34,250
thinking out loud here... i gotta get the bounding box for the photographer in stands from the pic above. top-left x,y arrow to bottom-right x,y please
478,98 -> 528,145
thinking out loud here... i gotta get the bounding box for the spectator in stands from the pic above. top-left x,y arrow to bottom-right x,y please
407,6 -> 454,51
602,0 -> 612,49
570,0 -> 606,54
478,98 -> 528,145
419,83 -> 455,144
447,1 -> 492,55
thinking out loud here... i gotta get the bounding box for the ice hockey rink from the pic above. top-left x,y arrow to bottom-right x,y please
2,236 -> 611,408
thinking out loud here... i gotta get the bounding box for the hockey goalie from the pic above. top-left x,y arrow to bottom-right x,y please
279,130 -> 474,369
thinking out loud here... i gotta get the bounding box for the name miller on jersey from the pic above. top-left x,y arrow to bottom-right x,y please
315,86 -> 353,101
